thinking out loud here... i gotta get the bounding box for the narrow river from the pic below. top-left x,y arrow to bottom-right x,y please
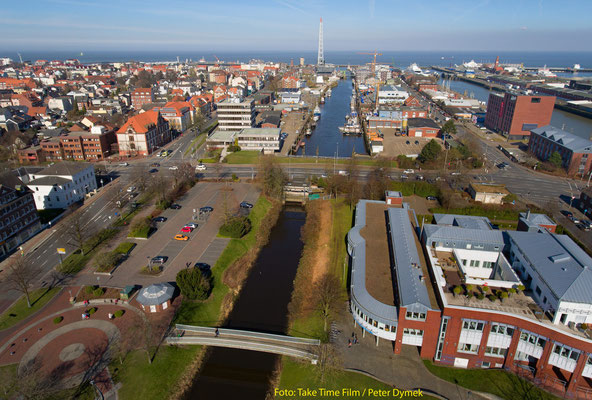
439,77 -> 592,139
184,207 -> 305,400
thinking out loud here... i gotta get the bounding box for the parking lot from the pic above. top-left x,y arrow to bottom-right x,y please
78,182 -> 261,287
382,135 -> 444,158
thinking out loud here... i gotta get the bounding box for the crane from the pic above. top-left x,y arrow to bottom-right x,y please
357,51 -> 382,74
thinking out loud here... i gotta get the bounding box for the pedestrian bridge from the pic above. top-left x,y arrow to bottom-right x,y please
166,324 -> 320,362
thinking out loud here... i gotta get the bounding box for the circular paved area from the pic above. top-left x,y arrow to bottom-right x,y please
59,343 -> 85,362
19,320 -> 119,374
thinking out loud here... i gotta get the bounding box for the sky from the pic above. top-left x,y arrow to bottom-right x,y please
0,0 -> 591,52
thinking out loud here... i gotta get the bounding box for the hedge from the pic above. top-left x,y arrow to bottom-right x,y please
53,316 -> 63,324
114,310 -> 125,318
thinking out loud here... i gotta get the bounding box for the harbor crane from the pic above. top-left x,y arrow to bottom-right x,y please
357,51 -> 382,74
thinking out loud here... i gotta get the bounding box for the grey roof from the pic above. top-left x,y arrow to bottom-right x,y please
433,213 -> 492,230
423,224 -> 504,246
519,212 -> 556,227
407,118 -> 440,129
508,231 -> 592,303
388,208 -> 432,313
136,282 -> 175,306
348,200 -> 399,324
531,125 -> 592,153
38,161 -> 93,176
28,176 -> 71,186
385,191 -> 402,198
238,127 -> 280,137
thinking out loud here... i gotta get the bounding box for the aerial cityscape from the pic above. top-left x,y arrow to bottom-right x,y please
1,1 -> 592,399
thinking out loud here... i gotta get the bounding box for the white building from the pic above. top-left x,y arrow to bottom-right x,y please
217,98 -> 255,131
237,128 -> 281,154
378,85 -> 408,104
25,162 -> 97,210
47,97 -> 73,112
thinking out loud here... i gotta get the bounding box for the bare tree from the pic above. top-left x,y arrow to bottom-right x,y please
173,162 -> 195,185
313,343 -> 341,384
130,167 -> 149,191
149,175 -> 169,206
65,212 -> 92,256
315,274 -> 342,332
5,256 -> 40,308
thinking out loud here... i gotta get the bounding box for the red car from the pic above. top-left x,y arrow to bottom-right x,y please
181,226 -> 194,233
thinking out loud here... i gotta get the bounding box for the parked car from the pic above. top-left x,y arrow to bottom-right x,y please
150,256 -> 168,264
185,223 -> 198,229
561,210 -> 573,218
181,226 -> 194,233
170,203 -> 182,209
426,196 -> 438,201
414,140 -> 419,145
153,216 -> 167,223
149,168 -> 158,173
568,214 -> 580,224
577,221 -> 591,231
150,162 -> 160,167
126,186 -> 136,193
169,165 -> 178,170
400,174 -> 408,180
451,172 -> 461,176
199,206 -> 213,213
240,201 -> 254,209
195,164 -> 206,171
174,234 -> 189,241
405,140 -> 410,145
194,262 -> 211,272
119,162 -> 129,167
403,169 -> 414,174
416,175 -> 424,181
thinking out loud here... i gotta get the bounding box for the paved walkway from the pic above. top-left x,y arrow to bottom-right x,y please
334,305 -> 494,400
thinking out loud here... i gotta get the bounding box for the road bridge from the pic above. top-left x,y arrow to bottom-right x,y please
166,324 -> 320,362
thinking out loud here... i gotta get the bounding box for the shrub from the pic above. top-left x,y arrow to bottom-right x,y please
499,292 -> 509,301
227,145 -> 241,152
466,292 -> 473,299
219,216 -> 252,238
88,307 -> 97,314
85,286 -> 94,295
481,286 -> 489,292
176,267 -> 213,300
477,293 -> 485,300
95,252 -> 121,272
129,217 -> 152,238
93,288 -> 105,297
53,316 -> 63,324
114,310 -> 125,318
452,286 -> 462,296
517,284 -> 526,292
509,288 -> 517,295
465,284 -> 473,292
488,295 -> 496,302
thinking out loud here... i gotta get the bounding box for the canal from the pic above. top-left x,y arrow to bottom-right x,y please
439,77 -> 592,139
296,78 -> 366,157
184,207 -> 306,400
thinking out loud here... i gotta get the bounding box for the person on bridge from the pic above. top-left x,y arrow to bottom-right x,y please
215,328 -> 219,337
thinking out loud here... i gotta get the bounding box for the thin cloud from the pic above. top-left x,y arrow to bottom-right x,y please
273,0 -> 307,15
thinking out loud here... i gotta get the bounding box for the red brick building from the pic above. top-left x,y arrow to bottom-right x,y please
131,88 -> 154,109
407,118 -> 440,137
282,76 -> 299,89
116,111 -> 170,157
17,146 -> 45,164
485,93 -> 555,139
528,125 -> 592,176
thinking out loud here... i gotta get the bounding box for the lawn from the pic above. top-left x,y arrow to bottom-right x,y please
114,241 -> 136,255
113,345 -> 201,400
0,287 -> 61,330
220,152 -> 398,167
58,228 -> 119,275
423,360 -> 560,400
174,195 -> 271,326
428,206 -> 521,221
278,357 -> 436,400
127,225 -> 151,238
224,150 -> 261,164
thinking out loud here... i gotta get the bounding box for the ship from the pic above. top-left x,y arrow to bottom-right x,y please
306,128 -> 312,136
320,96 -> 325,104
339,113 -> 362,134
327,88 -> 332,97
313,105 -> 321,121
574,64 -> 581,71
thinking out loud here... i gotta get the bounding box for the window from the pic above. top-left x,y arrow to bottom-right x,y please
535,286 -> 542,296
485,346 -> 508,357
462,319 -> 485,332
458,343 -> 479,354
531,98 -> 541,103
406,311 -> 427,321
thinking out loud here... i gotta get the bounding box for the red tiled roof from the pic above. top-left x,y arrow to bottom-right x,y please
117,110 -> 160,134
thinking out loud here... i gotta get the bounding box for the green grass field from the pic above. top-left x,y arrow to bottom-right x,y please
113,346 -> 201,400
0,287 -> 61,330
423,361 -> 559,400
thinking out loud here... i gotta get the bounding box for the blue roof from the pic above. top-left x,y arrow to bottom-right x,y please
508,231 -> 592,303
388,208 -> 433,313
531,125 -> 592,153
348,201 -> 399,324
433,214 -> 492,230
